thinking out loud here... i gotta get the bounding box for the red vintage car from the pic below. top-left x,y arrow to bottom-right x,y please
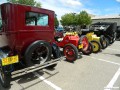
0,3 -> 61,88
55,32 -> 93,61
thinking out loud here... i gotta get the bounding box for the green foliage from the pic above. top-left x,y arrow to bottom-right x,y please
55,16 -> 59,28
77,11 -> 92,25
60,13 -> 77,26
60,11 -> 92,26
7,0 -> 41,7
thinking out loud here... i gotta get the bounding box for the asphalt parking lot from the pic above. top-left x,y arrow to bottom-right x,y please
0,41 -> 120,90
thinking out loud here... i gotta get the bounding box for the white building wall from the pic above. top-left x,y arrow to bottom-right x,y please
92,18 -> 120,26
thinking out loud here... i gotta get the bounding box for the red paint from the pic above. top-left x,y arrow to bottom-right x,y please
56,35 -> 80,48
0,3 -> 55,55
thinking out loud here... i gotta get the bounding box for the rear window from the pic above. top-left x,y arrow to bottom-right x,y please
25,12 -> 48,26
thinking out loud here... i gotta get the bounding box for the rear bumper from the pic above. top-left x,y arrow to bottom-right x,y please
12,57 -> 62,78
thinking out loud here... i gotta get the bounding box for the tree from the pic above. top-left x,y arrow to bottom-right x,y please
7,0 -> 41,7
55,16 -> 59,28
77,11 -> 92,26
60,13 -> 77,26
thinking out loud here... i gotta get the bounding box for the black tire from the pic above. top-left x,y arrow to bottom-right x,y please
113,32 -> 117,41
81,42 -> 93,55
0,63 -> 11,88
105,37 -> 110,46
63,44 -> 78,62
91,40 -> 101,53
46,44 -> 61,69
100,35 -> 108,49
107,36 -> 113,44
111,33 -> 116,44
24,40 -> 52,67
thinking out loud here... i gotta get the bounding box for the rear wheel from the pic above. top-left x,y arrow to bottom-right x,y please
24,41 -> 52,67
91,40 -> 101,53
81,42 -> 93,55
80,36 -> 89,51
105,37 -> 110,46
0,62 -> 11,88
100,35 -> 108,49
63,44 -> 78,62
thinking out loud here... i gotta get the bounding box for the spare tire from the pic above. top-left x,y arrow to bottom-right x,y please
24,40 -> 52,67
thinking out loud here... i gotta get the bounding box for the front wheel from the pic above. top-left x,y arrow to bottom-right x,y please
91,40 -> 101,53
0,63 -> 11,88
63,44 -> 78,62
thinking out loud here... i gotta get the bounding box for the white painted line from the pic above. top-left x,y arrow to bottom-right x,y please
107,48 -> 120,52
104,67 -> 120,90
91,57 -> 120,66
33,72 -> 62,90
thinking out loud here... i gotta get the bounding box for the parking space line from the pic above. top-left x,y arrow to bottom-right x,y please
90,56 -> 120,90
91,57 -> 120,66
104,67 -> 120,90
107,48 -> 120,52
33,72 -> 62,90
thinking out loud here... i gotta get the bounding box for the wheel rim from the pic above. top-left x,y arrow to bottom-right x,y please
92,42 -> 99,52
64,46 -> 75,61
31,46 -> 49,64
82,37 -> 89,51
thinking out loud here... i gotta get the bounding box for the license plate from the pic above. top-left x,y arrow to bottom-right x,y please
2,55 -> 19,66
78,44 -> 83,49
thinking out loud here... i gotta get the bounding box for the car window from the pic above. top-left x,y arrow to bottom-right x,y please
26,12 -> 48,26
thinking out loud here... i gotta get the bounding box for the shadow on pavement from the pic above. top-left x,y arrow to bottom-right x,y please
11,69 -> 58,90
115,54 -> 120,57
0,84 -> 11,90
101,52 -> 120,57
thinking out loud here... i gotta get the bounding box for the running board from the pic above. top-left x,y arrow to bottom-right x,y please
12,58 -> 62,78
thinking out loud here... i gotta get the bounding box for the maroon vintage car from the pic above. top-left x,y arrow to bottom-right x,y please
0,3 -> 61,88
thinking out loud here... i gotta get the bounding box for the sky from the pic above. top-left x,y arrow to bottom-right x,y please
0,0 -> 120,20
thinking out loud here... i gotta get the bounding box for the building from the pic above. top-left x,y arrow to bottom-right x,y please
91,15 -> 120,26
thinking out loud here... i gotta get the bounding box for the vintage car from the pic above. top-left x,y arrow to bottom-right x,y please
0,3 -> 62,88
